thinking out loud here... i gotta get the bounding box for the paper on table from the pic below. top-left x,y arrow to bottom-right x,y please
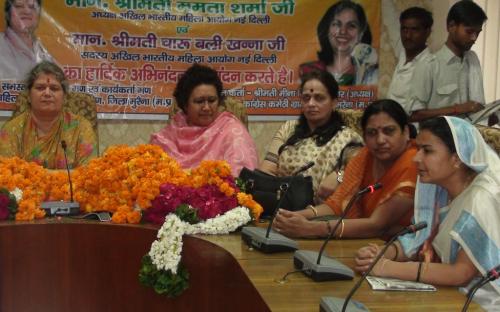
366,276 -> 436,292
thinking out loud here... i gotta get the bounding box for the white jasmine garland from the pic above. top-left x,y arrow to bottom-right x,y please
185,207 -> 251,235
149,214 -> 185,274
148,207 -> 251,274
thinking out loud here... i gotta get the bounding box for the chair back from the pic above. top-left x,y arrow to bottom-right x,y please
476,125 -> 500,155
337,109 -> 363,135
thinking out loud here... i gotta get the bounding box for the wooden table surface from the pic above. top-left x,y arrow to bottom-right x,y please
197,227 -> 482,312
0,219 -> 482,311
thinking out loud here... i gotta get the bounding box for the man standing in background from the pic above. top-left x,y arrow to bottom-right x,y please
387,7 -> 433,116
408,0 -> 487,123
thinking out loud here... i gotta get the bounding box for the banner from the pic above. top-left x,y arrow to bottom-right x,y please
0,0 -> 380,119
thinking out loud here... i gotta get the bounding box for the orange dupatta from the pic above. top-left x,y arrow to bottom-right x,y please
326,140 -> 418,224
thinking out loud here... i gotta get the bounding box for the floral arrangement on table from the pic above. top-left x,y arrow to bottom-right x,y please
0,145 -> 263,223
139,205 -> 252,297
0,145 -> 263,297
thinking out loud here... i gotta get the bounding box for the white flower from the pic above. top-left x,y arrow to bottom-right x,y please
185,207 -> 251,235
149,214 -> 185,274
147,207 -> 251,274
11,188 -> 23,202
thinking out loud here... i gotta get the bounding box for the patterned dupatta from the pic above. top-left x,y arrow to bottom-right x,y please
399,117 -> 500,295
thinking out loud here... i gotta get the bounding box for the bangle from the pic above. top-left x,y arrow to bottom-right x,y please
307,205 -> 318,217
391,243 -> 399,261
336,219 -> 345,239
325,220 -> 332,236
416,261 -> 423,282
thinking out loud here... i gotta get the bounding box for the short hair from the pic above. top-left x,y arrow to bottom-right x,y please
317,0 -> 372,65
419,117 -> 456,154
361,99 -> 409,132
400,6 -> 433,29
25,61 -> 68,94
173,64 -> 224,113
447,0 -> 487,27
4,0 -> 42,28
299,70 -> 339,100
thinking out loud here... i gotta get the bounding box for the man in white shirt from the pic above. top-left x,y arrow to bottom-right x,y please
387,7 -> 433,116
409,0 -> 487,123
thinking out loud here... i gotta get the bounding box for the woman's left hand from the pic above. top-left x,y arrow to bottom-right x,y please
273,209 -> 320,238
354,243 -> 380,273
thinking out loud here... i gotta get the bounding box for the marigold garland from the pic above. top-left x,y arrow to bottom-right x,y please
0,157 -> 48,221
0,145 -> 263,223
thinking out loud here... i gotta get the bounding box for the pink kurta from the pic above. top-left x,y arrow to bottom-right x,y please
150,111 -> 258,176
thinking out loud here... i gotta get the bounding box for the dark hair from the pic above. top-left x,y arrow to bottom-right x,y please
361,99 -> 408,132
419,117 -> 457,154
400,6 -> 433,29
447,0 -> 487,27
317,0 -> 372,65
25,61 -> 68,94
5,0 -> 42,28
278,70 -> 344,154
299,70 -> 339,99
173,64 -> 224,113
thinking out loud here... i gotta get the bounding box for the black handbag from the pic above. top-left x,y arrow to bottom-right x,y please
239,167 -> 314,218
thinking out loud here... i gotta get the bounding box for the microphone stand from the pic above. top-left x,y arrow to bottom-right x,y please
41,141 -> 80,216
320,222 -> 428,312
241,162 -> 314,253
294,183 -> 382,282
462,264 -> 500,312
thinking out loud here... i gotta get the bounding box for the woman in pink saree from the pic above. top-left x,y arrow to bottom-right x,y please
150,64 -> 258,176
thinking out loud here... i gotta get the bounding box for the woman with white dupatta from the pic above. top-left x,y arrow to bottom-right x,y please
354,116 -> 500,311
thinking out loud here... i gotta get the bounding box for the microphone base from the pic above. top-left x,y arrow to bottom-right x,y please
294,250 -> 354,281
241,226 -> 298,253
320,297 -> 370,312
41,201 -> 80,216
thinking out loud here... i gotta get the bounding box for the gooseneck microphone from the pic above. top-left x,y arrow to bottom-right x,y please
320,221 -> 428,312
293,183 -> 382,282
40,141 -> 80,216
61,140 -> 75,202
317,183 -> 383,264
462,264 -> 500,312
241,161 -> 314,253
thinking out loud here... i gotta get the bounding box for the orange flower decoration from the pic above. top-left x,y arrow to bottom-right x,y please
0,146 -> 263,223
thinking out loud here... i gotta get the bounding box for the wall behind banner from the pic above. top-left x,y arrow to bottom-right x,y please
0,0 -> 439,160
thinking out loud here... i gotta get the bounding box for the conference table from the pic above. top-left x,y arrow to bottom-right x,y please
0,218 -> 481,311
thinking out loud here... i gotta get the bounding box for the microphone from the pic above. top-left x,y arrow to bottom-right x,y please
293,183 -> 382,282
41,141 -> 80,216
320,222 -> 428,312
462,264 -> 500,312
241,161 -> 314,253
